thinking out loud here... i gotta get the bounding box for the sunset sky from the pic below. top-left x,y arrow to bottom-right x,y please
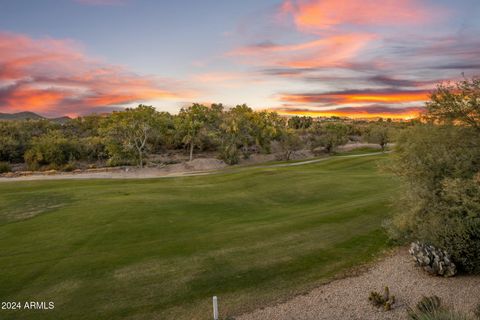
1,0 -> 479,118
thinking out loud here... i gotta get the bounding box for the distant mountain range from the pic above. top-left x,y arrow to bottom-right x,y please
0,112 -> 71,123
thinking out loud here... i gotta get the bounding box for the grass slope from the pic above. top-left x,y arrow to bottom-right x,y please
0,154 -> 397,319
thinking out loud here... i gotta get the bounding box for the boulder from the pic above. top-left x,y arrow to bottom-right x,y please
409,241 -> 456,277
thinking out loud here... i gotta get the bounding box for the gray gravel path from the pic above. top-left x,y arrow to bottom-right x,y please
237,248 -> 480,320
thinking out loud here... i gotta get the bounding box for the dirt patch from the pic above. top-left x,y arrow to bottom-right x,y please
237,248 -> 480,320
238,153 -> 277,165
0,144 -> 381,182
0,194 -> 69,224
337,142 -> 382,151
0,158 -> 227,181
168,158 -> 227,172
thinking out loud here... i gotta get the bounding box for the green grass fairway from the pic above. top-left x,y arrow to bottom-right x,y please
0,154 -> 397,319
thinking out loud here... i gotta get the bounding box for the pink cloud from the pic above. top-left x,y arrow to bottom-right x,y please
279,0 -> 437,32
0,32 -> 192,117
228,33 -> 375,69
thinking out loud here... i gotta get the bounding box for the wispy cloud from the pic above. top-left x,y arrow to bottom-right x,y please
0,32 -> 193,117
278,88 -> 430,105
221,0 -> 477,118
278,0 -> 438,32
229,33 -> 376,69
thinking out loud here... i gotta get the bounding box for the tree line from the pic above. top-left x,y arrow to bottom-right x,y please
0,104 -> 402,171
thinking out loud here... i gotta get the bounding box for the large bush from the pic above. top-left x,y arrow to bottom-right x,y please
24,131 -> 81,169
390,125 -> 480,273
0,162 -> 11,173
309,122 -> 349,154
389,78 -> 480,274
433,178 -> 480,274
0,119 -> 55,162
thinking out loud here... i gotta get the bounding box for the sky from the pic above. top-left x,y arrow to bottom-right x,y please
0,0 -> 479,119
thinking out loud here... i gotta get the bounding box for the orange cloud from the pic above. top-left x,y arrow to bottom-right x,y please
272,106 -> 424,120
280,0 -> 434,32
0,32 -> 191,116
1,86 -> 69,112
279,89 -> 430,105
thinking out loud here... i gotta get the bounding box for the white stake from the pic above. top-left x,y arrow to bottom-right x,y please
213,296 -> 219,320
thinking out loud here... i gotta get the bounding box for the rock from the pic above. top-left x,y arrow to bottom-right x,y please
409,241 -> 456,277
2,172 -> 16,178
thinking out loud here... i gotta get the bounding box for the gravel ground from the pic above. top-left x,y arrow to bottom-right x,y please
237,248 -> 480,320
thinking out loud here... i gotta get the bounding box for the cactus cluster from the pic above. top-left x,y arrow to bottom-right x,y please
409,241 -> 456,277
368,286 -> 395,311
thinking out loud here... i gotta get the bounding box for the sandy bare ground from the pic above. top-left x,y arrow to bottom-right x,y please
0,152 -> 386,182
237,248 -> 480,320
0,158 -> 226,182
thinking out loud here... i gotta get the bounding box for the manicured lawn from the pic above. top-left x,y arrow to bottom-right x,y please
0,154 -> 397,319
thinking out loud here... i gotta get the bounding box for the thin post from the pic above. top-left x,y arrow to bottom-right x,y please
212,296 -> 218,320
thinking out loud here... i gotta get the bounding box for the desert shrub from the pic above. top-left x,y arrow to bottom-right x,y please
388,124 -> 480,273
218,143 -> 239,165
408,296 -> 470,320
309,122 -> 349,154
365,123 -> 390,151
474,304 -> 480,320
0,119 -> 57,163
106,157 -> 134,167
389,78 -> 480,274
415,296 -> 442,315
368,286 -> 395,311
411,178 -> 480,274
82,136 -> 107,161
432,178 -> 480,274
0,161 -> 12,173
408,309 -> 470,320
278,128 -> 303,160
24,131 -> 81,170
63,162 -> 77,172
434,217 -> 480,274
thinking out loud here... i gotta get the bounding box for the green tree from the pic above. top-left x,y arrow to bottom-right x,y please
309,122 -> 349,154
218,111 -> 242,165
228,104 -> 255,158
278,128 -> 303,160
288,116 -> 313,129
0,119 -> 57,162
426,77 -> 480,130
177,104 -> 210,161
251,111 -> 285,153
218,106 -> 283,162
102,105 -> 162,168
366,124 -> 390,151
24,130 -> 81,170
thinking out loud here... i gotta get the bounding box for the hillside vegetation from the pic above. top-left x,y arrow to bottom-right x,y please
0,104 -> 405,172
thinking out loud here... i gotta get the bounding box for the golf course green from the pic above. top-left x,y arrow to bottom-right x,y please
0,153 -> 397,319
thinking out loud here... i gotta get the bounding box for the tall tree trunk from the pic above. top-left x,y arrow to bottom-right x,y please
189,142 -> 194,162
139,149 -> 143,168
